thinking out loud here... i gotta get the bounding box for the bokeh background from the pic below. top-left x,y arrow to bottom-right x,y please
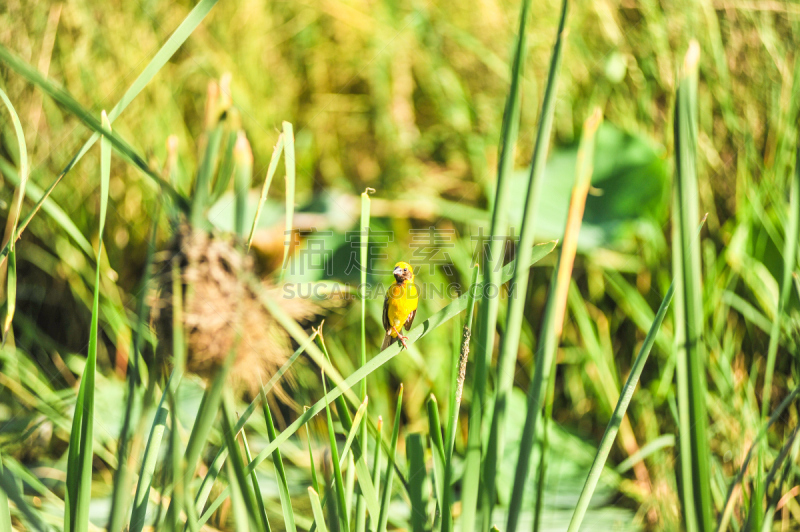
1,0 -> 799,530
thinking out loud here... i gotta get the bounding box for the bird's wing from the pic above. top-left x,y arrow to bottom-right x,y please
404,309 -> 416,331
382,292 -> 390,332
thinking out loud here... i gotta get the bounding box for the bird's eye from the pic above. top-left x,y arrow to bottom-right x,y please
404,268 -> 408,272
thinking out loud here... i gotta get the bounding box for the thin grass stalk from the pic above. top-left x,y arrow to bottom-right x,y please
357,187 -> 374,532
673,40 -> 713,532
315,328 -> 381,520
170,255 -> 187,532
760,134 -> 800,417
233,132 -> 253,237
0,452 -> 11,530
532,364 -> 558,532
176,344 -> 238,521
226,459 -> 251,532
461,0 -> 531,525
442,265 -> 480,532
192,123 -> 224,227
247,134 -> 285,251
322,371 -> 350,532
339,398 -> 369,466
426,396 -> 446,511
307,409 -> 322,494
501,7 -> 570,532
568,282 -> 675,530
279,121 -> 295,282
0,88 -> 27,345
263,391 -> 297,532
221,393 -> 261,529
65,111 -> 111,532
370,416 -> 383,530
309,487 -> 330,532
377,386 -> 404,532
129,378 -> 173,532
209,129 -> 237,203
241,425 -> 271,532
483,2 -> 568,527
201,243 -> 556,519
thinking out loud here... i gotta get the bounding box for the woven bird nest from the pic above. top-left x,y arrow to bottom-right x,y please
152,223 -> 315,396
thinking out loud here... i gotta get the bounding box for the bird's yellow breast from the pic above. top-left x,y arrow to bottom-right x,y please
387,282 -> 418,335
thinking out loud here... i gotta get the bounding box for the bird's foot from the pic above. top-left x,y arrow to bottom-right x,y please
392,326 -> 409,349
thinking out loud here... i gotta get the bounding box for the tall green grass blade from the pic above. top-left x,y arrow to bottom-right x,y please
241,425 -> 272,532
202,243 -> 556,518
339,397 -> 369,466
192,125 -> 224,227
0,87 -> 27,344
221,393 -> 261,529
406,433 -> 427,532
0,452 -> 12,531
443,265 -> 480,532
179,345 -> 237,522
307,410 -> 322,495
279,121 -> 296,282
323,371 -> 350,532
315,329 -> 381,521
673,40 -> 713,532
377,385 -> 403,532
65,111 -> 112,532
761,133 -> 800,417
426,395 -> 446,513
3,250 -> 15,346
356,187 -> 373,532
461,0 -> 532,524
485,0 -> 570,522
0,80 -> 29,249
233,132 -> 253,237
130,396 -> 171,532
310,487 -> 330,532
263,391 -> 297,532
247,134 -> 285,250
226,459 -> 251,532
371,416 -> 383,507
502,2 -> 570,529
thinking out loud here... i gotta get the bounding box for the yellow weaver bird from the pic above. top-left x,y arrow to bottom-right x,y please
381,261 -> 419,350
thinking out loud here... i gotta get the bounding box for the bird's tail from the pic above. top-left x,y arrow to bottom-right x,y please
381,333 -> 397,351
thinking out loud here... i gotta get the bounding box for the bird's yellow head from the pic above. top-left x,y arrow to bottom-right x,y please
392,261 -> 414,283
